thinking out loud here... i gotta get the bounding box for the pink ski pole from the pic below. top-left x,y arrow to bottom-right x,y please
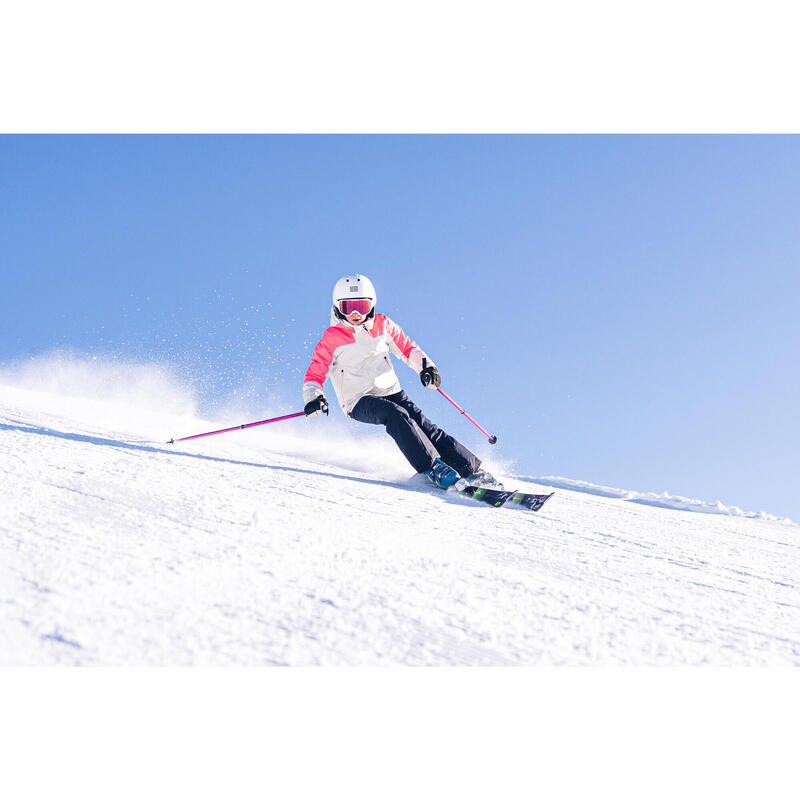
437,387 -> 498,444
167,411 -> 306,444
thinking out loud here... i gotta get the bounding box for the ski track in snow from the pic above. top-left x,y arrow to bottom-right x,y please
2,384 -> 799,666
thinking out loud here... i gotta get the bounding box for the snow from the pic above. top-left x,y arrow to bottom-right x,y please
525,475 -> 794,522
2,361 -> 799,666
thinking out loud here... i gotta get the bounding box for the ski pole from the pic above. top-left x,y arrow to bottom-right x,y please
167,411 -> 306,444
437,387 -> 498,444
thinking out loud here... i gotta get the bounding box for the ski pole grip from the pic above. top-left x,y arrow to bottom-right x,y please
420,357 -> 431,387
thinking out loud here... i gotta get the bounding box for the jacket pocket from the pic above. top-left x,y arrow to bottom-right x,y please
373,355 -> 398,391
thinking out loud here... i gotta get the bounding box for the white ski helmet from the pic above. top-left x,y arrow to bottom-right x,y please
332,274 -> 377,320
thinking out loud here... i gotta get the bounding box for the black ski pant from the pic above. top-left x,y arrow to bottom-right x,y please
350,390 -> 481,477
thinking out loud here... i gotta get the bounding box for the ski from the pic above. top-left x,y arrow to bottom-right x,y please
454,480 -> 555,511
460,484 -> 518,508
507,491 -> 554,512
419,477 -> 554,512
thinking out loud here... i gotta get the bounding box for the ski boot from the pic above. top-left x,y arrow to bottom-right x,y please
426,458 -> 461,490
464,468 -> 503,489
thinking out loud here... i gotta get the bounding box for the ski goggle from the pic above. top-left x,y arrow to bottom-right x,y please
338,298 -> 373,316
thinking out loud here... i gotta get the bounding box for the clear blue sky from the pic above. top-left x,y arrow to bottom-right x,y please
2,135 -> 798,518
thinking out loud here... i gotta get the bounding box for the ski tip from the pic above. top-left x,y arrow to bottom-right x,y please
488,435 -> 498,445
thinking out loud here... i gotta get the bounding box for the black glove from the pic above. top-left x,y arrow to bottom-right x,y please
420,358 -> 441,389
304,396 -> 329,417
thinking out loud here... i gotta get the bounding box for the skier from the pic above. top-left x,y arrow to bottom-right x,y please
302,274 -> 500,489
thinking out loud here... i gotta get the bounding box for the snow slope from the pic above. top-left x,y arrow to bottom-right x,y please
2,366 -> 799,666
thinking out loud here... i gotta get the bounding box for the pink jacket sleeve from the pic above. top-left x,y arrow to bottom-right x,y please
302,326 -> 353,404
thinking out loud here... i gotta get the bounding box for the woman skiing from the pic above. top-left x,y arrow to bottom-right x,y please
302,274 -> 499,489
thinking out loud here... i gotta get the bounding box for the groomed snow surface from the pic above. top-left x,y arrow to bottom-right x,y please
2,361 -> 799,666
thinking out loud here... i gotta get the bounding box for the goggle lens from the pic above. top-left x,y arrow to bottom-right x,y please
339,298 -> 372,316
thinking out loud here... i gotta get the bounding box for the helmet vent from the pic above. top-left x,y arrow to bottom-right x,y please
349,286 -> 359,292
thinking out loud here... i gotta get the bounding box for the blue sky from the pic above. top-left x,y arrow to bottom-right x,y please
1,134 -> 798,518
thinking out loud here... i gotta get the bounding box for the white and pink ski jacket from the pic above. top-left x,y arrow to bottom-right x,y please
303,313 -> 434,416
